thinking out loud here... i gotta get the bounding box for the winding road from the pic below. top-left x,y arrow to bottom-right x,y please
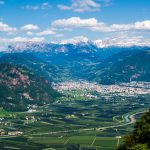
0,110 -> 148,138
29,110 -> 148,136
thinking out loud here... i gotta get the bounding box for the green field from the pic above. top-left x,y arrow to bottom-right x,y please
0,136 -> 120,150
0,94 -> 150,150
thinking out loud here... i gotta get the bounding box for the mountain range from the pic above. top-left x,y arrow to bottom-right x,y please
0,63 -> 60,111
0,42 -> 150,111
4,42 -> 150,83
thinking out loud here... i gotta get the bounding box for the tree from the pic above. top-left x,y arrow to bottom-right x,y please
130,144 -> 149,150
117,109 -> 150,150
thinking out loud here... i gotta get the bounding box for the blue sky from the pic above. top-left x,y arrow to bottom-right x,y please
0,0 -> 150,49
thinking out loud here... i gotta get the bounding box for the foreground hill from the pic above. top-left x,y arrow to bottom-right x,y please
0,63 -> 60,111
98,50 -> 150,84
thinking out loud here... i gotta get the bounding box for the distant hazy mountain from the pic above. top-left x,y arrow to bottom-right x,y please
7,42 -> 149,60
1,42 -> 150,84
1,43 -> 150,112
0,63 -> 60,111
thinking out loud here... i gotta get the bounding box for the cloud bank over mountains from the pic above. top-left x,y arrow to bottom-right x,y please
0,0 -> 150,51
0,17 -> 150,51
0,35 -> 150,53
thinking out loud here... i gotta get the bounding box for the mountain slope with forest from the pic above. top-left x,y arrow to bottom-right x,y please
0,63 -> 60,111
1,43 -> 150,85
97,50 -> 150,84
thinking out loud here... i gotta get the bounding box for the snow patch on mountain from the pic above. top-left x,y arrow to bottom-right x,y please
6,36 -> 150,53
60,36 -> 89,45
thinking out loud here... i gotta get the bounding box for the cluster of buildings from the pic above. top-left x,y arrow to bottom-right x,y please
53,81 -> 150,98
0,129 -> 23,136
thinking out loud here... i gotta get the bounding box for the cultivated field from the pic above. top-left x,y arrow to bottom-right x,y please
0,90 -> 149,150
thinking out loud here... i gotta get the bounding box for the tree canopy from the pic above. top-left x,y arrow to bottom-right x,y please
118,110 -> 150,150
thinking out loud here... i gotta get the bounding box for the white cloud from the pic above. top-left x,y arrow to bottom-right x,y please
51,17 -> 112,32
13,37 -> 45,42
22,3 -> 51,10
0,22 -> 17,34
58,0 -> 101,13
21,24 -> 39,31
52,17 -> 150,32
59,35 -> 150,47
0,0 -> 5,5
37,29 -> 56,36
103,0 -> 112,7
91,20 -> 150,32
52,17 -> 98,28
96,36 -> 150,47
55,34 -> 64,37
0,37 -> 45,51
26,31 -> 33,36
12,37 -> 32,42
0,37 -> 45,43
58,5 -> 71,11
61,36 -> 89,44
23,5 -> 39,10
40,2 -> 51,9
134,20 -> 150,30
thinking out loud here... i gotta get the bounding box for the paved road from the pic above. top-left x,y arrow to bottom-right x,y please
1,110 -> 147,138
96,110 -> 147,131
30,110 -> 147,136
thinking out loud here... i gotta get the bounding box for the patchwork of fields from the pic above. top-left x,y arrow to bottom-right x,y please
0,135 -> 119,150
30,136 -> 118,149
0,92 -> 150,150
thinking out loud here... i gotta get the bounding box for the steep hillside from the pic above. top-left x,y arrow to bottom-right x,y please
87,50 -> 140,81
0,53 -> 65,82
0,63 -> 60,111
98,50 -> 150,84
